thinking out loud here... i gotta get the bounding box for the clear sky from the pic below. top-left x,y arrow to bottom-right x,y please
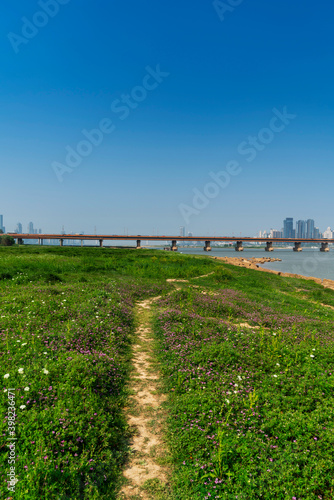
1,0 -> 334,236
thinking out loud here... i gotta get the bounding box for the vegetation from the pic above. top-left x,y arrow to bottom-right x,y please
1,246 -> 333,498
0,247 -> 216,499
153,264 -> 334,499
0,235 -> 15,246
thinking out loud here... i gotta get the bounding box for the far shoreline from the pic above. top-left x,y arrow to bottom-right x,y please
210,255 -> 334,291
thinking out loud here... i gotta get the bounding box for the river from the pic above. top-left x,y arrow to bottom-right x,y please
159,246 -> 334,281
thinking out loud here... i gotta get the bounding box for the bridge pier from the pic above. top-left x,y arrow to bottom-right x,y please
136,239 -> 141,249
17,238 -> 23,245
293,242 -> 302,252
39,239 -> 43,246
235,240 -> 244,252
320,242 -> 329,252
204,240 -> 212,251
265,241 -> 274,252
81,240 -> 83,247
60,239 -> 64,247
99,239 -> 103,248
171,239 -> 178,251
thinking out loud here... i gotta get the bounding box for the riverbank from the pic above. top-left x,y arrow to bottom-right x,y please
212,255 -> 334,290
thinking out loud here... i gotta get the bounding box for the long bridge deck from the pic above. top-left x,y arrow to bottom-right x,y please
6,234 -> 334,252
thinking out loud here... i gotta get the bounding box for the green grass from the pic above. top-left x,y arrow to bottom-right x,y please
0,246 -> 218,499
153,264 -> 334,499
1,246 -> 334,499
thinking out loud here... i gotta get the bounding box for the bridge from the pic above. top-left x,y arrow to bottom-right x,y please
7,234 -> 334,252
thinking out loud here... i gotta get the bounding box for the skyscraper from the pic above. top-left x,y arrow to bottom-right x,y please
16,222 -> 23,234
179,226 -> 185,237
0,214 -> 4,233
306,219 -> 315,239
28,222 -> 34,234
283,218 -> 294,238
296,220 -> 306,238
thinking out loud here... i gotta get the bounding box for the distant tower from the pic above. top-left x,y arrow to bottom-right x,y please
0,214 -> 4,233
296,220 -> 306,239
17,222 -> 23,234
179,226 -> 186,237
283,218 -> 294,238
28,222 -> 34,234
306,219 -> 315,239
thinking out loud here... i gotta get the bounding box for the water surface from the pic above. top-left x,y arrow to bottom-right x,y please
163,246 -> 334,281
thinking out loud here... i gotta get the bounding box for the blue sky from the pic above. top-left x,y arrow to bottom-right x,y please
1,0 -> 334,236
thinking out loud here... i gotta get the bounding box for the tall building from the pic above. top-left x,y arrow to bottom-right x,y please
0,214 -> 5,233
283,218 -> 294,238
323,227 -> 333,239
306,219 -> 315,239
296,220 -> 306,239
16,222 -> 23,234
314,227 -> 321,239
28,222 -> 34,234
179,226 -> 186,237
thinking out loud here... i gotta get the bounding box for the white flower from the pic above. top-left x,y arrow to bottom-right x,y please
4,373 -> 10,379
272,333 -> 276,336
18,368 -> 24,374
43,352 -> 47,354
16,340 -> 21,343
22,343 -> 27,346
312,348 -> 315,351
20,405 -> 26,410
273,375 -> 278,378
4,388 -> 7,391
225,399 -> 230,404
310,355 -> 314,358
276,363 -> 280,366
237,376 -> 242,381
42,368 -> 49,374
24,387 -> 30,391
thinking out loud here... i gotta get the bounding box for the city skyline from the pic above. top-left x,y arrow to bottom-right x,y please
1,212 -> 334,239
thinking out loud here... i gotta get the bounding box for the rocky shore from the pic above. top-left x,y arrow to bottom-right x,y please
212,256 -> 334,291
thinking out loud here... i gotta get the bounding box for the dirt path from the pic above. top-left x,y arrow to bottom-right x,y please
119,297 -> 169,499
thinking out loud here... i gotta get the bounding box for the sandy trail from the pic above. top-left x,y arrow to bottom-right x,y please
119,297 -> 168,499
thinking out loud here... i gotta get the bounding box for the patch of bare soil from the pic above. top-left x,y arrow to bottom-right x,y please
119,298 -> 169,499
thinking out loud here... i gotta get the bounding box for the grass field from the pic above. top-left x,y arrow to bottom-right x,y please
0,247 -> 216,499
1,246 -> 334,499
153,265 -> 334,499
